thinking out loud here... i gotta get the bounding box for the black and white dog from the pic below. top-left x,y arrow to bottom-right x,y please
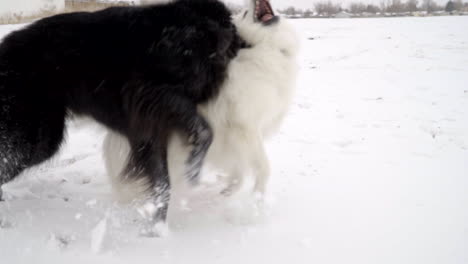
103,0 -> 299,231
0,0 -> 243,234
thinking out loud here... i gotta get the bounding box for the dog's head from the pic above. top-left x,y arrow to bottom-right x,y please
234,0 -> 299,58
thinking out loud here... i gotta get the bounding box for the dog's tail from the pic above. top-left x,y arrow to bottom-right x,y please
0,80 -> 67,187
0,101 -> 28,185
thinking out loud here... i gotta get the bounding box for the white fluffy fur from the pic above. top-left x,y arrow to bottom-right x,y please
103,11 -> 299,202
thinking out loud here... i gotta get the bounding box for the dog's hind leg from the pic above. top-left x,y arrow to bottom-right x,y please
221,132 -> 270,197
102,129 -> 171,236
157,95 -> 214,184
119,90 -> 213,235
123,86 -> 213,185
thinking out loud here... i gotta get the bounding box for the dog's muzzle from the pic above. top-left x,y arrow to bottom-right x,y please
253,0 -> 279,25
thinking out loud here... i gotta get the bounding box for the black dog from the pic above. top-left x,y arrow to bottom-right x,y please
0,0 -> 242,231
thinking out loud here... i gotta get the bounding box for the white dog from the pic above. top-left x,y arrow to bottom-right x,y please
103,1 -> 299,203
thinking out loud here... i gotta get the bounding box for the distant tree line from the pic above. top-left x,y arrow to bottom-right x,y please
278,0 -> 468,17
444,0 -> 467,12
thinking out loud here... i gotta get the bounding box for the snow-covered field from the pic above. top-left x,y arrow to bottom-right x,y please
1,16 -> 468,264
0,0 -> 64,19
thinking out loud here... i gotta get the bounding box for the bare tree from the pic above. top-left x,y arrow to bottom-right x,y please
453,0 -> 464,10
314,1 -> 342,16
283,6 -> 298,16
406,0 -> 419,12
366,4 -> 381,13
380,0 -> 388,12
386,0 -> 405,13
349,2 -> 367,14
423,0 -> 443,12
303,9 -> 313,17
445,0 -> 455,11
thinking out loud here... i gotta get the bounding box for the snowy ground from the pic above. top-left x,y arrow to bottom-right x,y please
1,16 -> 468,264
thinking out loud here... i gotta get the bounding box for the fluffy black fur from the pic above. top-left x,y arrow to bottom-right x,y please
0,0 -> 242,225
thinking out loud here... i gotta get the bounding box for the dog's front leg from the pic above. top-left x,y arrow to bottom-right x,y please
137,181 -> 170,237
220,132 -> 270,197
124,138 -> 171,237
221,165 -> 246,196
160,96 -> 213,185
251,138 -> 270,198
245,133 -> 271,198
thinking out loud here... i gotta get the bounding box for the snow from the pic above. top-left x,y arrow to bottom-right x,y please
91,215 -> 108,253
1,16 -> 468,263
0,0 -> 64,18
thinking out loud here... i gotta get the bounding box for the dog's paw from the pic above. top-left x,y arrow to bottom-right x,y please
137,202 -> 170,238
220,178 -> 243,196
139,221 -> 169,238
